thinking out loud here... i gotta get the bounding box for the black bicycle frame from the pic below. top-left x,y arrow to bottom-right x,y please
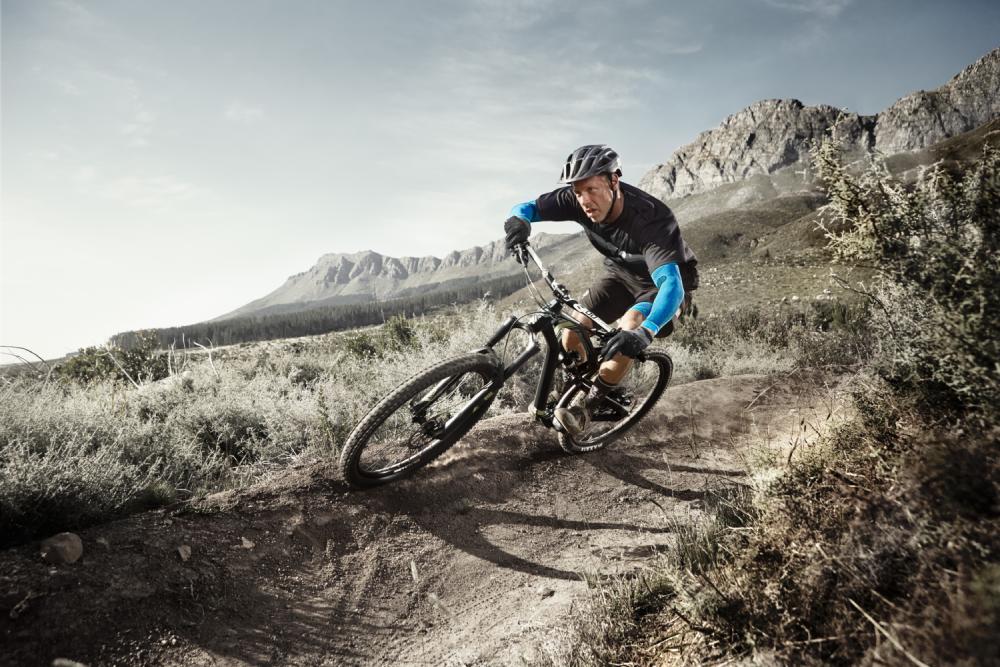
479,244 -> 616,426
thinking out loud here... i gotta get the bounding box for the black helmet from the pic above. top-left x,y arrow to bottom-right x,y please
559,144 -> 622,184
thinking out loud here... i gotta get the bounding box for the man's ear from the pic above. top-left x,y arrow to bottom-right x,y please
609,173 -> 620,189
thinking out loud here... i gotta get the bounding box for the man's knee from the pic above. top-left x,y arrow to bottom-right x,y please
571,311 -> 595,329
561,315 -> 594,350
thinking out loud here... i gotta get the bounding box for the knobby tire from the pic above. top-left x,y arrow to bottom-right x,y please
339,352 -> 501,488
557,348 -> 673,454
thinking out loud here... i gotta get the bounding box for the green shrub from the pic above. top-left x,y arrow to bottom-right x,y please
55,331 -> 168,386
816,140 -> 1000,427
383,314 -> 417,350
342,331 -> 380,358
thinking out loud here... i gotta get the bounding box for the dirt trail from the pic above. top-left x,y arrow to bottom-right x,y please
1,374 -> 842,666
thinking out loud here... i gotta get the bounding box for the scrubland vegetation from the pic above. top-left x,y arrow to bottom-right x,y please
566,142 -> 999,666
1,283 -> 864,549
3,135 -> 995,667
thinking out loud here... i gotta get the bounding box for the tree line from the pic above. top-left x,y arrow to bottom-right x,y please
110,273 -> 527,350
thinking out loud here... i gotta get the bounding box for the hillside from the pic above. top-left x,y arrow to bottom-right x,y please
207,47 -> 999,327
639,46 -> 999,200
0,374 -> 838,665
4,43 -> 998,667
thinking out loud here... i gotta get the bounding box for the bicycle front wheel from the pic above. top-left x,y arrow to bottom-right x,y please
556,348 -> 673,454
339,352 -> 502,488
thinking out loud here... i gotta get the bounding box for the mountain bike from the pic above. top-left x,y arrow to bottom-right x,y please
338,242 -> 673,488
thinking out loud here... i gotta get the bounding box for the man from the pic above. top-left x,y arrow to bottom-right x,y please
503,144 -> 698,436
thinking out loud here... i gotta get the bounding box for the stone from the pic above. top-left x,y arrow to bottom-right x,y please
40,533 -> 83,565
177,545 -> 192,561
537,585 -> 555,598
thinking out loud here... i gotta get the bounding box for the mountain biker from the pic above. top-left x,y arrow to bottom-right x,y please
503,144 -> 698,436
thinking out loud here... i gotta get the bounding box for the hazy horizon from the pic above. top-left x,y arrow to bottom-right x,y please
2,0 -> 999,360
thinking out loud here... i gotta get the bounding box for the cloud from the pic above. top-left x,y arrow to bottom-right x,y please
98,174 -> 201,209
224,101 -> 264,124
759,0 -> 854,17
380,46 -> 661,181
53,0 -> 105,30
122,109 -> 156,148
55,79 -> 83,96
455,0 -> 560,30
70,164 -> 201,209
632,15 -> 704,55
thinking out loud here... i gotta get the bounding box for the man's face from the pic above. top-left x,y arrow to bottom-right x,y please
572,173 -> 617,223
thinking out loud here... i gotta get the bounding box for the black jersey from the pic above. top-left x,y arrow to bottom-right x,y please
535,182 -> 697,280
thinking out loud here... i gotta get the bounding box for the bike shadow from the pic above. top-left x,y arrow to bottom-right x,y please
582,444 -> 749,503
357,419 -> 744,582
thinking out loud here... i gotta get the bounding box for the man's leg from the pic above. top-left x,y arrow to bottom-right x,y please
559,270 -> 630,364
598,308 -> 644,385
553,307 -> 640,437
561,305 -> 650,383
560,311 -> 594,364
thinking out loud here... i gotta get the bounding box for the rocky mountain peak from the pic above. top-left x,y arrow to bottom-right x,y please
874,47 -> 1000,154
215,231 -> 581,320
640,47 -> 1000,201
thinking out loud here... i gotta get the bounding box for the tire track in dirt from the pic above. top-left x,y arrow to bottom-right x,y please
0,374 -> 843,666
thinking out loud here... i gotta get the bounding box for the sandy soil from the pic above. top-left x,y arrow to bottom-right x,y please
0,373 -> 843,666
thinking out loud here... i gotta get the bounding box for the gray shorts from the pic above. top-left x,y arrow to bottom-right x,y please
580,263 -> 676,338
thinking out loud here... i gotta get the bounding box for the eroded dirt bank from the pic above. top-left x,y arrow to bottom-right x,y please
1,374 -> 842,666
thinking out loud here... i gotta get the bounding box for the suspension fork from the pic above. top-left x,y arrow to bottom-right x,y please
531,321 -> 562,416
413,316 -> 521,412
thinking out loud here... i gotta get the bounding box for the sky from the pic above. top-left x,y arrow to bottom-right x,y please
2,0 -> 998,361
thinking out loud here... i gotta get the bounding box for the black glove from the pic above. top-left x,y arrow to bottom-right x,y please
602,327 -> 654,360
504,216 -> 530,254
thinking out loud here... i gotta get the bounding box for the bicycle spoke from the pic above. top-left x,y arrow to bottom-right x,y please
557,349 -> 672,451
357,370 -> 489,475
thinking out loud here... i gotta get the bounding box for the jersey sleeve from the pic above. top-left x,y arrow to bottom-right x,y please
638,211 -> 687,274
509,201 -> 541,223
639,263 -> 684,335
534,187 -> 582,222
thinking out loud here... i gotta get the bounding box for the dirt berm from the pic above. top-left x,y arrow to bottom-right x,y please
1,374 -> 841,666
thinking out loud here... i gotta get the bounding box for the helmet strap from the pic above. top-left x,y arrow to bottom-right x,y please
599,174 -> 619,224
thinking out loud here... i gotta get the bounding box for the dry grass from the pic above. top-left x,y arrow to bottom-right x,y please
552,139 -> 1000,667
0,303 -> 528,545
0,295 -> 865,548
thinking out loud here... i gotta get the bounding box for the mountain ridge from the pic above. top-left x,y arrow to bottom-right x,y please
218,47 -> 1000,322
638,46 -> 999,200
214,232 -> 588,320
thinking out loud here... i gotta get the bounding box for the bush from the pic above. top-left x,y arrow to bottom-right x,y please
815,140 -> 1000,427
665,300 -> 872,383
55,331 -> 168,386
0,302 -> 522,545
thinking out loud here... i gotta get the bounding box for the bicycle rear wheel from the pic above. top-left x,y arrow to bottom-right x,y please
339,352 -> 502,488
556,348 -> 672,454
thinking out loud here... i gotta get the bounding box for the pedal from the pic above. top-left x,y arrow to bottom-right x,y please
591,389 -> 633,421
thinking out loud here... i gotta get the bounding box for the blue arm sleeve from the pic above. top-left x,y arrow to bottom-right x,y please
509,200 -> 541,223
639,263 -> 684,335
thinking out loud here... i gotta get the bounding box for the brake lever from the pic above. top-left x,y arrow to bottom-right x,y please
514,244 -> 529,266
596,327 -> 621,363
